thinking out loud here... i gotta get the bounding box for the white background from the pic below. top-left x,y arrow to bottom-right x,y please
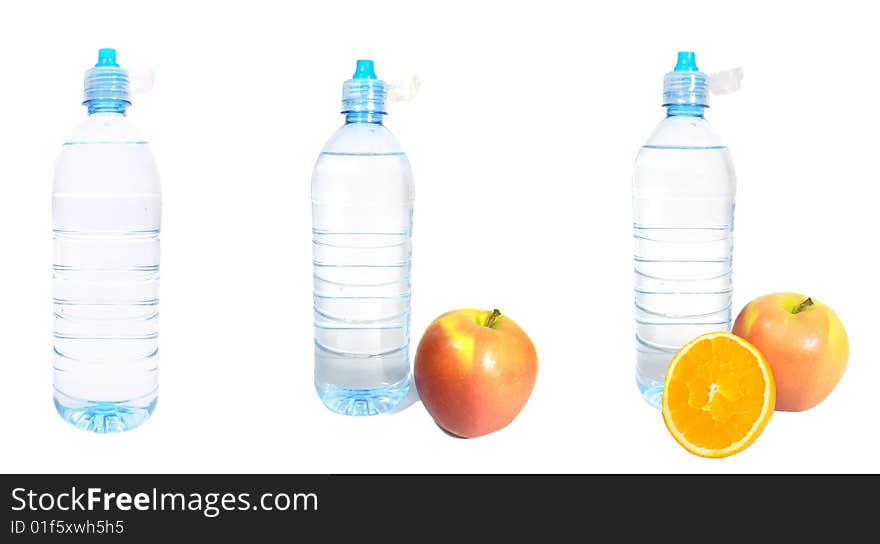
0,0 -> 876,473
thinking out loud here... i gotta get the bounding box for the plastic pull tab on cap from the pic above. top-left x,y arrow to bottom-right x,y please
387,74 -> 421,103
709,67 -> 743,95
129,69 -> 156,96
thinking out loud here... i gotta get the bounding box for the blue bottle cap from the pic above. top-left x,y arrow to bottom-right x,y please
353,59 -> 377,80
674,51 -> 698,72
83,48 -> 130,109
342,59 -> 386,114
96,48 -> 119,67
663,51 -> 708,107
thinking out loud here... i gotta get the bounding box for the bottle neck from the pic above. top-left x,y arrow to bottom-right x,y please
666,104 -> 706,118
344,111 -> 384,124
87,99 -> 128,116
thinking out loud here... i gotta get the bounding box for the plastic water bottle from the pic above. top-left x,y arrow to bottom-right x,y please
53,49 -> 161,432
633,52 -> 737,408
311,60 -> 414,416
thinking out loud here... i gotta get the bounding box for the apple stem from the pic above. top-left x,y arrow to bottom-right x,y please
793,297 -> 814,314
485,309 -> 502,328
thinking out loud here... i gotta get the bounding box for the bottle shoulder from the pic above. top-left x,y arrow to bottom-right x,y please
634,116 -> 735,195
643,115 -> 725,148
66,114 -> 148,144
55,115 -> 159,193
321,122 -> 405,155
312,123 -> 414,196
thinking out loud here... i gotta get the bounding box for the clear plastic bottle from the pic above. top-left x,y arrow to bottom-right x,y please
53,49 -> 161,432
633,52 -> 736,408
311,60 -> 414,416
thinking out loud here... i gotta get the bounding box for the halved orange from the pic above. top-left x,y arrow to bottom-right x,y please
662,332 -> 775,458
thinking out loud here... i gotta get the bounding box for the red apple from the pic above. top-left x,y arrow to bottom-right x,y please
732,293 -> 848,412
414,308 -> 538,438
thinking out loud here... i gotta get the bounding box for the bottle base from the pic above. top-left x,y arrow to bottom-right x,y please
636,374 -> 663,410
316,375 -> 411,416
54,390 -> 157,433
